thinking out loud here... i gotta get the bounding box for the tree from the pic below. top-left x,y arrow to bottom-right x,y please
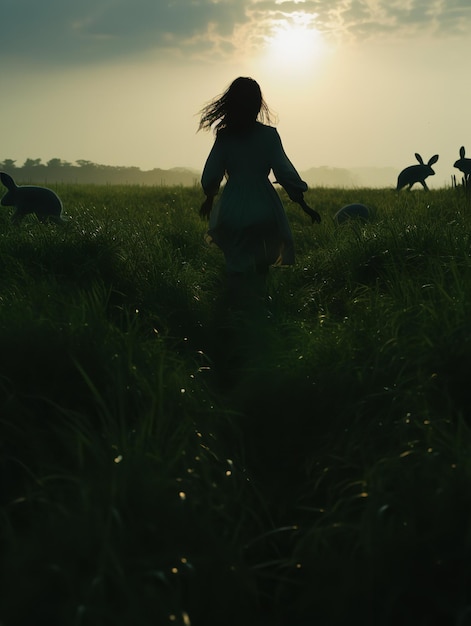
23,158 -> 42,168
47,158 -> 65,168
0,159 -> 17,170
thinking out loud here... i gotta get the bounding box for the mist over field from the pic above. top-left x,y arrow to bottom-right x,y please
0,157 -> 451,189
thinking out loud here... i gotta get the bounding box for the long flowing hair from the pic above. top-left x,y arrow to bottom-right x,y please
197,77 -> 274,134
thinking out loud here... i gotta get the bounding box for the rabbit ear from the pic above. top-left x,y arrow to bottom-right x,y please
428,155 -> 439,166
460,146 -> 466,159
415,153 -> 424,164
0,172 -> 16,190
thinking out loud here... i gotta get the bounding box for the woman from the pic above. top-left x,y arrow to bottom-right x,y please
198,76 -> 320,306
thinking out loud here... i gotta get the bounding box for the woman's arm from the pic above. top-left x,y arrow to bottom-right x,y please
270,129 -> 307,198
201,135 -> 226,197
270,129 -> 321,223
200,135 -> 225,219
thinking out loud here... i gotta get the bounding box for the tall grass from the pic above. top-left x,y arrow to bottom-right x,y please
1,183 -> 471,625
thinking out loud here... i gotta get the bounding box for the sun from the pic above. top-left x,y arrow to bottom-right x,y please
263,14 -> 327,70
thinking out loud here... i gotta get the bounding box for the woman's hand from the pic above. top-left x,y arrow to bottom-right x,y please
199,195 -> 214,220
298,198 -> 321,224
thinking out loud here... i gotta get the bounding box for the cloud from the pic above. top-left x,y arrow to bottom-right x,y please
251,0 -> 471,41
340,1 -> 471,39
2,0 -> 470,67
1,0 -> 249,66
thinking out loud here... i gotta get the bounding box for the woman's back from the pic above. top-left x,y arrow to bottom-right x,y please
217,123 -> 275,180
203,122 -> 307,197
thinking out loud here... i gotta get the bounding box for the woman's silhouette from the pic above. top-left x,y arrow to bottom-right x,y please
198,76 -> 320,307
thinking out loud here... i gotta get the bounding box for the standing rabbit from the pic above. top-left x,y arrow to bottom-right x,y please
453,146 -> 471,179
396,153 -> 439,191
0,172 -> 66,224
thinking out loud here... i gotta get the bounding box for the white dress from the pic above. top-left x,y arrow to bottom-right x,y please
201,122 -> 308,273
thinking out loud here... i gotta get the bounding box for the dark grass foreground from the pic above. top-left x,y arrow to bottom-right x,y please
1,184 -> 471,626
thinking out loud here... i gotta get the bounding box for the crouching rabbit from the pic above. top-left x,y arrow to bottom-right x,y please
0,172 -> 67,224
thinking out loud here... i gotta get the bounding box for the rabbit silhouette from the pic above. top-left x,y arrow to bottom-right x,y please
396,153 -> 439,191
453,146 -> 471,178
0,172 -> 66,225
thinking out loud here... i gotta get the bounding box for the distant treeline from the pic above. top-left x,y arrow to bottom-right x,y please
0,157 -> 401,188
0,158 -> 200,186
301,165 -> 399,188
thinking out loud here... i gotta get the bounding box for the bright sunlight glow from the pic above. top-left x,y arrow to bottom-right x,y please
263,13 -> 327,71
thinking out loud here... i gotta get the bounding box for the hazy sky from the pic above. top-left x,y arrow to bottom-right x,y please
2,0 -> 470,187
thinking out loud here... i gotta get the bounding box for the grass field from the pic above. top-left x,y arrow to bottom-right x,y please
1,182 -> 471,626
